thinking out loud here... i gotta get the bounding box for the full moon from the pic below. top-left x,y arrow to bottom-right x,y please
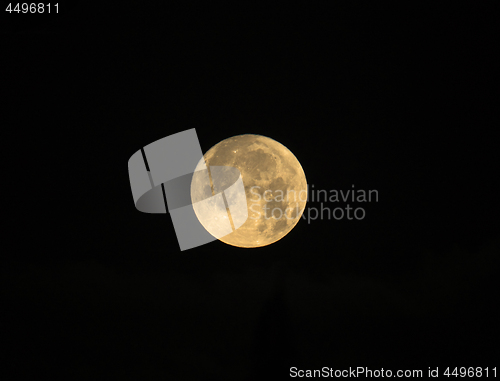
190,134 -> 307,248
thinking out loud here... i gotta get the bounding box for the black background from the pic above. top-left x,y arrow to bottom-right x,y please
2,4 -> 499,379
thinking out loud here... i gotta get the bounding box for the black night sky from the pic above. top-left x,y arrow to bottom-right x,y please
3,4 -> 499,380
